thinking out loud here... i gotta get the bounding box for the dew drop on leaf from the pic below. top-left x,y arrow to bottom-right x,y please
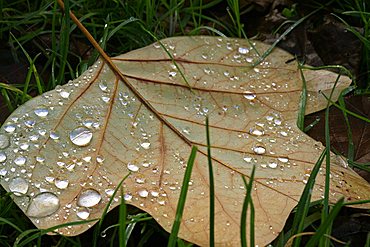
55,179 -> 69,189
238,47 -> 249,54
77,189 -> 102,208
124,193 -> 133,201
138,189 -> 149,198
24,120 -> 36,128
140,142 -> 151,149
14,156 -> 27,166
278,157 -> 289,163
60,91 -> 70,99
0,134 -> 10,149
0,152 -> 7,163
253,143 -> 266,155
243,91 -> 256,100
34,108 -> 49,117
76,207 -> 90,220
69,127 -> 93,147
9,177 -> 29,195
127,163 -> 139,172
26,192 -> 60,218
250,125 -> 265,136
4,124 -> 16,133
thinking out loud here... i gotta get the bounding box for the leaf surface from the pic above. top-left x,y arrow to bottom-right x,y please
0,36 -> 369,246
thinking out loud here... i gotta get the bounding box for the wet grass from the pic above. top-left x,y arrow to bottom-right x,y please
0,0 -> 370,246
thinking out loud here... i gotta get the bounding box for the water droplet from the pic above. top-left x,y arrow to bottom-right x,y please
49,131 -> 60,140
24,120 -> 36,128
60,91 -> 70,99
69,127 -> 93,147
253,143 -> 266,155
14,156 -> 27,166
169,71 -> 177,78
280,131 -> 288,137
182,127 -> 190,135
34,108 -> 49,117
0,152 -> 6,162
274,118 -> 282,125
278,157 -> 289,163
4,124 -> 16,133
9,177 -> 28,195
243,156 -> 252,162
19,143 -> 29,150
77,189 -> 102,207
249,125 -> 264,136
238,46 -> 249,54
99,81 -> 108,92
243,91 -> 256,100
0,134 -> 10,149
268,161 -> 278,169
127,163 -> 139,172
55,179 -> 69,189
76,207 -> 90,220
138,189 -> 149,198
0,169 -> 7,176
124,193 -> 133,201
140,142 -> 150,149
101,96 -> 110,103
96,155 -> 105,163
27,192 -> 60,217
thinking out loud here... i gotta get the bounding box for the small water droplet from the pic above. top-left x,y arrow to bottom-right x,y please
69,127 -> 93,147
24,120 -> 36,128
49,131 -> 60,140
99,81 -> 108,92
0,134 -> 10,149
140,142 -> 151,150
274,118 -> 282,125
253,143 -> 266,155
60,91 -> 70,99
138,189 -> 149,198
0,152 -> 7,162
268,161 -> 278,169
278,157 -> 289,163
76,207 -> 90,220
243,91 -> 256,100
243,156 -> 252,162
238,46 -> 249,54
127,163 -> 139,172
182,127 -> 190,135
249,125 -> 264,136
4,124 -> 16,133
280,131 -> 288,137
124,193 -> 133,201
96,155 -> 105,163
55,179 -> 69,189
34,108 -> 49,117
77,189 -> 102,207
19,143 -> 29,150
101,96 -> 110,103
9,177 -> 28,195
14,156 -> 27,166
27,192 -> 60,217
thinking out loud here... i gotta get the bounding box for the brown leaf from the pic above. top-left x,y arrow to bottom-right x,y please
0,36 -> 369,246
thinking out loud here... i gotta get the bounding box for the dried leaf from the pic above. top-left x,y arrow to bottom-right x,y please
0,36 -> 369,246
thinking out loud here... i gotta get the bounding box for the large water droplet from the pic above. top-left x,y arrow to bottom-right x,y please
0,152 -> 7,163
77,189 -> 101,207
77,207 -> 90,220
34,108 -> 49,117
249,125 -> 264,136
55,179 -> 69,189
27,192 -> 60,218
243,91 -> 256,100
127,163 -> 139,172
9,177 -> 29,195
0,134 -> 10,149
69,127 -> 93,147
253,143 -> 266,155
4,124 -> 16,133
14,156 -> 27,166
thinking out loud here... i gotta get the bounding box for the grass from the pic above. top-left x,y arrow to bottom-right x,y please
0,0 -> 370,246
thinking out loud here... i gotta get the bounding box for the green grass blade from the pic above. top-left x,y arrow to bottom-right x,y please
205,117 -> 215,247
167,146 -> 198,247
291,148 -> 326,247
240,165 -> 256,247
305,198 -> 345,247
338,94 -> 354,161
119,188 -> 127,247
297,62 -> 307,131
